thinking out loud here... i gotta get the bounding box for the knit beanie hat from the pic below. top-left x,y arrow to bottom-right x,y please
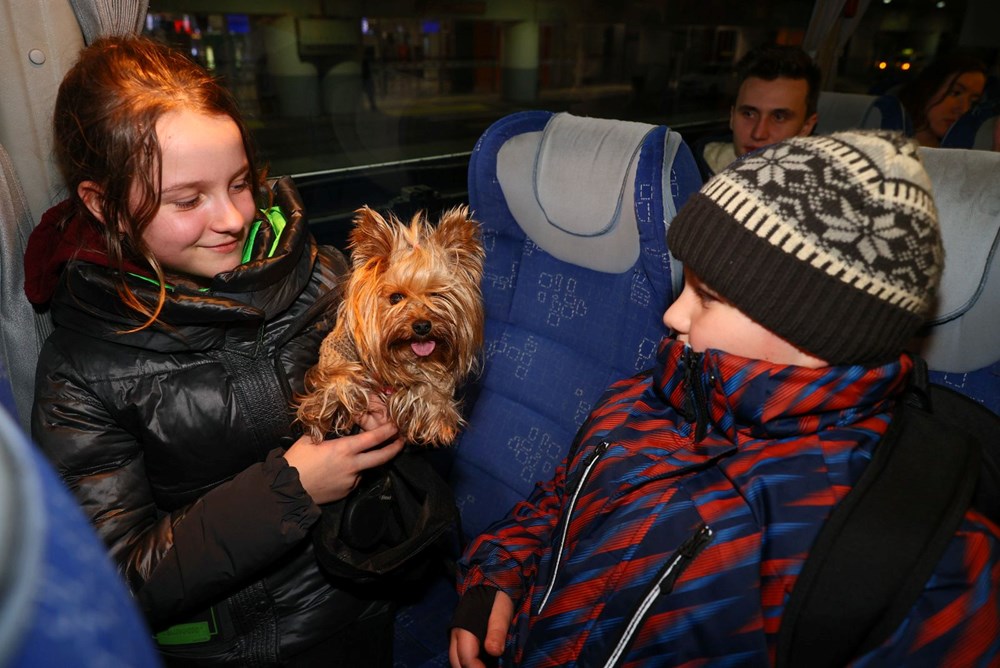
667,130 -> 942,365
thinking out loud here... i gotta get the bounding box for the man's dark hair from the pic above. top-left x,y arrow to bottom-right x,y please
735,44 -> 821,116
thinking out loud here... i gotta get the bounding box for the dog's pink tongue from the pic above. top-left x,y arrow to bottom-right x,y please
412,340 -> 436,357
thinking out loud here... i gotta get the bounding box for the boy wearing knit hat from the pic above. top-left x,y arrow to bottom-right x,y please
450,131 -> 999,668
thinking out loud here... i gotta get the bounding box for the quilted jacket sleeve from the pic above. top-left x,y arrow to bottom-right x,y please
31,347 -> 320,628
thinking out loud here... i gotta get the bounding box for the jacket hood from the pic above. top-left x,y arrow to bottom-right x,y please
24,198 -> 149,306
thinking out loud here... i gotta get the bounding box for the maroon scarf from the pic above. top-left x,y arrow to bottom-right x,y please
24,200 -> 149,306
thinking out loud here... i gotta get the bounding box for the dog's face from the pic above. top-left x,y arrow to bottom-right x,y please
342,206 -> 485,387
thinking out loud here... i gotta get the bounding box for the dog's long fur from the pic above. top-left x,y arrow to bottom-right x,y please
296,205 -> 485,446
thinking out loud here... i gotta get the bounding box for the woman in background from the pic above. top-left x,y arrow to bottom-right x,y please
899,52 -> 988,147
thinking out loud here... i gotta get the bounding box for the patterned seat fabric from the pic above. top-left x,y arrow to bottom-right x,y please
393,110 -> 702,665
452,110 -> 701,540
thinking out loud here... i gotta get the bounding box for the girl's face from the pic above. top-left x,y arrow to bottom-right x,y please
140,109 -> 255,280
925,70 -> 986,141
663,269 -> 827,368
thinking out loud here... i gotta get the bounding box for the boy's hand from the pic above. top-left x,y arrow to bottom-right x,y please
449,590 -> 514,668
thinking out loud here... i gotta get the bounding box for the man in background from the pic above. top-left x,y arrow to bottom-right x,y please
698,44 -> 820,178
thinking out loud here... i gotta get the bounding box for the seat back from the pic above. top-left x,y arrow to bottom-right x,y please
941,108 -> 999,150
863,94 -> 912,134
913,147 -> 1000,414
815,92 -> 878,135
451,111 -> 701,539
0,405 -> 161,667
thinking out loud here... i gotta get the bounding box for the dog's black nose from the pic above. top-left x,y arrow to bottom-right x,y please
412,320 -> 432,336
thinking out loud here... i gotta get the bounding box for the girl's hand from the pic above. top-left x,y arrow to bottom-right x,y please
284,422 -> 404,505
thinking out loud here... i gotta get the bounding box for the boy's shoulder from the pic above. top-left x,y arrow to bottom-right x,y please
777,370 -> 1000,668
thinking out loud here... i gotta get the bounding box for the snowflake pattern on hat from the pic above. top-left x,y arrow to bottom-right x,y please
711,131 -> 941,315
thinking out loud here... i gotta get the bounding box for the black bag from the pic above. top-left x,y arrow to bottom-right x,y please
312,448 -> 459,583
776,358 -> 1000,668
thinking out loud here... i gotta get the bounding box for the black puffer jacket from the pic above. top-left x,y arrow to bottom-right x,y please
30,178 -> 384,665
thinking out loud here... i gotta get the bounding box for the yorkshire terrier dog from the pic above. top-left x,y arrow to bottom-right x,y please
296,205 -> 485,447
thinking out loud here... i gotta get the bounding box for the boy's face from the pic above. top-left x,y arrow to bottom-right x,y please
729,76 -> 817,157
663,269 -> 827,368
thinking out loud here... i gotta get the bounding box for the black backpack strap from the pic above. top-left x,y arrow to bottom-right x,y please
775,358 -> 983,668
927,382 -> 1000,528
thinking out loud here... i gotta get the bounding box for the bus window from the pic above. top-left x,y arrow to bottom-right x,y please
139,1 -> 999,245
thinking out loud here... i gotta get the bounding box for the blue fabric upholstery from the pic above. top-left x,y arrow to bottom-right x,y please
864,94 -> 912,134
0,406 -> 161,667
392,111 -> 701,666
941,107 -> 998,150
452,111 -> 700,541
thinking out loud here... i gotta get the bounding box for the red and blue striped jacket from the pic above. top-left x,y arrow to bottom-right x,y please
457,338 -> 1000,667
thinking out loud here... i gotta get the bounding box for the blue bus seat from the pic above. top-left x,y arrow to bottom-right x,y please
913,146 -> 1000,415
393,110 -> 702,665
453,110 -> 701,541
863,93 -> 912,134
0,404 -> 161,667
941,107 -> 999,150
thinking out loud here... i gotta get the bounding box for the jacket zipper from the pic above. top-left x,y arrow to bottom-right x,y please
537,439 -> 610,614
684,349 -> 708,442
604,524 -> 714,668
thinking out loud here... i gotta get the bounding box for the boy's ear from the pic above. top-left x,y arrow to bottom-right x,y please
77,181 -> 106,224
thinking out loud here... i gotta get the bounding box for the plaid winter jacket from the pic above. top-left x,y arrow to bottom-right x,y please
457,338 -> 1000,667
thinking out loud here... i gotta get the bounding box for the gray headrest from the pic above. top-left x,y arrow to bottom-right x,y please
815,92 -> 876,134
912,146 -> 1000,372
496,112 -> 657,273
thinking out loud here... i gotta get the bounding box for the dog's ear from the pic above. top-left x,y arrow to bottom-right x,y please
349,206 -> 396,269
433,206 -> 485,283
